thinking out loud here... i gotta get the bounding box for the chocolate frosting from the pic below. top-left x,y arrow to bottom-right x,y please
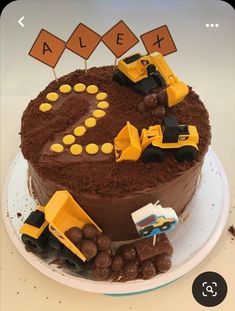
21,66 -> 211,240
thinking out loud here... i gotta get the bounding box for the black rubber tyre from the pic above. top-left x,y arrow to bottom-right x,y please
175,146 -> 198,162
21,234 -> 47,253
47,233 -> 63,252
140,225 -> 154,237
60,247 -> 84,271
159,222 -> 171,232
141,146 -> 164,163
112,70 -> 129,85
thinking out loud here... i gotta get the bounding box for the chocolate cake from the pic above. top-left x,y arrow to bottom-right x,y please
20,66 -> 211,241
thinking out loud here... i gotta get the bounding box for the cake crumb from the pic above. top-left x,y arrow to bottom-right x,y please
228,225 -> 235,237
17,212 -> 22,218
49,258 -> 61,265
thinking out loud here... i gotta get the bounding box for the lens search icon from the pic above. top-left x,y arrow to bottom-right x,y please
192,272 -> 227,307
202,282 -> 217,297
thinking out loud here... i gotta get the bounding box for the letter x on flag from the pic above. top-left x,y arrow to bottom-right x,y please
141,25 -> 177,56
29,29 -> 66,68
102,20 -> 139,58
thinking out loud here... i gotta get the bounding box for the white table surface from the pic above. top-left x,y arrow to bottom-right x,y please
1,1 -> 235,310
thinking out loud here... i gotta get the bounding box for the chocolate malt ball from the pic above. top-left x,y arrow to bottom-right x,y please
95,252 -> 112,269
144,93 -> 158,110
121,244 -> 137,262
138,101 -> 146,113
80,240 -> 97,259
157,90 -> 168,107
92,266 -> 111,281
96,234 -> 111,251
151,105 -> 166,118
123,262 -> 139,280
111,255 -> 124,272
65,227 -> 82,245
116,244 -> 126,256
82,223 -> 98,240
155,254 -> 172,273
141,260 -> 157,279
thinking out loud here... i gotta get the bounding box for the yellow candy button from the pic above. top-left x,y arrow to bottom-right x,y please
46,92 -> 59,101
85,117 -> 97,128
39,103 -> 52,112
50,143 -> 64,153
74,126 -> 86,137
70,144 -> 83,155
101,143 -> 114,154
59,84 -> 72,93
85,144 -> 99,155
86,85 -> 98,94
96,92 -> 108,100
97,101 -> 109,109
74,83 -> 86,92
93,109 -> 106,118
63,134 -> 75,145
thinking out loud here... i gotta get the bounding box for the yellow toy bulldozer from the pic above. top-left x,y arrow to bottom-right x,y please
19,191 -> 101,268
113,52 -> 189,107
114,116 -> 199,163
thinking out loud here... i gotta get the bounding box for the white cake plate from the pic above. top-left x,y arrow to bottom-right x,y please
2,148 -> 230,295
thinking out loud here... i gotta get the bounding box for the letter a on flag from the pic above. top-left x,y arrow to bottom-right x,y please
66,23 -> 101,60
29,29 -> 66,68
102,20 -> 139,58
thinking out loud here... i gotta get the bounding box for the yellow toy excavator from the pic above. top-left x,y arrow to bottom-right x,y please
113,52 -> 189,107
114,116 -> 199,163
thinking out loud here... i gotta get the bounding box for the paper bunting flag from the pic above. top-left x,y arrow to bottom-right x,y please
102,20 -> 139,58
66,23 -> 101,60
29,29 -> 66,68
141,25 -> 177,56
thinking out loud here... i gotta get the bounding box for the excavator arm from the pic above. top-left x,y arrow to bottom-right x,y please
150,52 -> 189,107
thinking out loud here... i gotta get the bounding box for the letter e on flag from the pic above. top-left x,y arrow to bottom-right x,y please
102,20 -> 139,58
29,29 -> 66,68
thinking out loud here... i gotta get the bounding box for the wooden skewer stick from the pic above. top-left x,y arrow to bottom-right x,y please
52,68 -> 58,82
153,235 -> 156,246
113,57 -> 117,71
85,59 -> 88,74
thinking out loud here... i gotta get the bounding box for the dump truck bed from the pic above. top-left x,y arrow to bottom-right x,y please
44,191 -> 101,261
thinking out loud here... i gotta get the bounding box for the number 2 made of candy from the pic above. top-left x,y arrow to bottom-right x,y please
39,82 -> 114,161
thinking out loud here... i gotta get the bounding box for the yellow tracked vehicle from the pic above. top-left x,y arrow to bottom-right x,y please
113,52 -> 189,107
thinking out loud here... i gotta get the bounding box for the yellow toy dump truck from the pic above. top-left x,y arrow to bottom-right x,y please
113,52 -> 189,107
114,116 -> 199,163
20,191 -> 101,267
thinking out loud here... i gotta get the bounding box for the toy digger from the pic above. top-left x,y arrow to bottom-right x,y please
19,191 -> 101,268
113,52 -> 189,107
114,115 -> 199,163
